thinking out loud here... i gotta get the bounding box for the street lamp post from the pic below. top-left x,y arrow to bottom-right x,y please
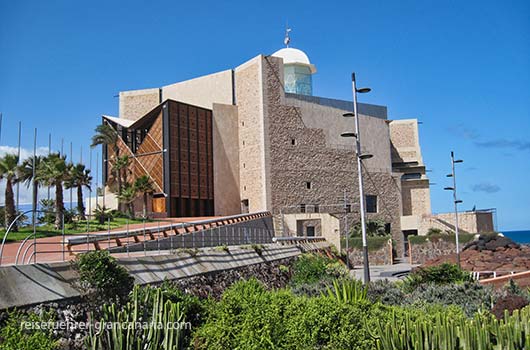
444,151 -> 463,268
341,72 -> 372,284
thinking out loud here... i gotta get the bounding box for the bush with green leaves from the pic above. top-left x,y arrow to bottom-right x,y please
402,263 -> 473,293
407,281 -> 493,316
0,309 -> 57,350
193,278 -> 378,350
290,253 -> 346,285
351,219 -> 388,237
368,279 -> 406,305
74,250 -> 134,303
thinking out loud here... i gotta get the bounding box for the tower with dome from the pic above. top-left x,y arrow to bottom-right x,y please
272,30 -> 316,96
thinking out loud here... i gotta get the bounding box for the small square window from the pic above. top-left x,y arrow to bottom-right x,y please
306,181 -> 312,189
345,204 -> 352,213
366,195 -> 378,213
300,204 -> 306,213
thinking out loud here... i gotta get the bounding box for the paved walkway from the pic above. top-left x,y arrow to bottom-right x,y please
0,216 -> 218,266
350,261 -> 418,281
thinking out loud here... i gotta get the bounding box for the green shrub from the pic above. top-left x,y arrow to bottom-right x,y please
0,309 -> 57,350
290,253 -> 344,285
346,236 -> 391,251
351,219 -> 388,237
368,279 -> 406,305
407,281 -> 493,316
74,250 -> 134,303
402,263 -> 472,293
426,227 -> 442,236
193,278 -> 378,350
408,233 -> 475,245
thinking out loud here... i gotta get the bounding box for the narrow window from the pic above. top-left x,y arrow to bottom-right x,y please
242,121 -> 245,126
243,185 -> 246,191
345,204 -> 352,213
300,204 -> 306,213
242,140 -> 245,146
366,195 -> 378,213
306,181 -> 312,189
314,204 -> 319,213
291,139 -> 296,145
243,163 -> 246,168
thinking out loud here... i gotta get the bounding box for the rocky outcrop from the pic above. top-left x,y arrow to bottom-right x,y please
423,235 -> 530,272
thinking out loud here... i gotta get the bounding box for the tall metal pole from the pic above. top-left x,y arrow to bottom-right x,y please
0,112 -> 3,144
451,151 -> 461,268
16,121 -> 21,211
343,189 -> 350,270
351,73 -> 370,284
47,133 -> 51,201
88,147 -> 92,222
32,128 -> 37,264
70,142 -> 73,210
95,152 -> 99,209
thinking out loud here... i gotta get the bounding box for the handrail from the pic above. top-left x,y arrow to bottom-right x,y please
67,211 -> 271,246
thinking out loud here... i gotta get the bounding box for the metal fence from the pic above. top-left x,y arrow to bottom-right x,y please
0,211 -> 274,266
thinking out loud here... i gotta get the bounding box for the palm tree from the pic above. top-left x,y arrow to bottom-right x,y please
91,123 -> 120,158
117,184 -> 137,219
37,153 -> 68,229
112,155 -> 131,195
134,175 -> 154,219
16,155 -> 43,215
0,154 -> 19,232
65,163 -> 92,220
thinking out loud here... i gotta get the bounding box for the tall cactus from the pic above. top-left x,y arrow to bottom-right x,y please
85,285 -> 186,350
368,305 -> 530,350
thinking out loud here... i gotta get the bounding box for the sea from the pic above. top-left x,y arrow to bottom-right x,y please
502,230 -> 530,244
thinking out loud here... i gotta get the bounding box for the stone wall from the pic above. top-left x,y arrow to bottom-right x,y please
347,243 -> 393,266
409,239 -> 460,265
235,57 -> 269,213
119,88 -> 160,120
261,56 -> 404,256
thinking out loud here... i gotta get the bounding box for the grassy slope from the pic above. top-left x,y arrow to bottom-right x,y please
1,218 -> 148,242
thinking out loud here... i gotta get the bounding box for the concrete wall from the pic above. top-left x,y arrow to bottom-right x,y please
281,213 -> 341,249
119,88 -> 160,121
212,103 -> 241,215
0,243 -> 329,310
389,119 -> 423,164
421,211 -> 495,234
162,70 -> 233,110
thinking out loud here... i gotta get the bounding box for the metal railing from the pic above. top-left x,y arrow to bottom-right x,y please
1,211 -> 274,266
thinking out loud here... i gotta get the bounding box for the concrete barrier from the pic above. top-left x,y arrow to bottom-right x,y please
0,241 -> 330,310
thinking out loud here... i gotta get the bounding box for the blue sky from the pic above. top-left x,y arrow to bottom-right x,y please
0,0 -> 529,230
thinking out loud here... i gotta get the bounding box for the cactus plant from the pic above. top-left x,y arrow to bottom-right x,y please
85,285 -> 186,350
368,305 -> 530,350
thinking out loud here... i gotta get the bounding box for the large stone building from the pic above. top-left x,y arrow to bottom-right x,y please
99,43 -> 493,254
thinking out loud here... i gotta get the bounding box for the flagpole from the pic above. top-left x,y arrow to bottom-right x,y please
16,121 -> 21,211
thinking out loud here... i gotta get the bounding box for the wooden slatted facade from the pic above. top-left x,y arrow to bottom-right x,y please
103,99 -> 214,217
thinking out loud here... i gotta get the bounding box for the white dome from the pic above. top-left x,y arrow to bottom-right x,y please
272,48 -> 317,73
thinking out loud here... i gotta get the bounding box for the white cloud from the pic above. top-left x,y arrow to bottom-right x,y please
0,145 -> 50,160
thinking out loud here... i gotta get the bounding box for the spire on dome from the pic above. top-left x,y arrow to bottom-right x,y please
284,26 -> 291,47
